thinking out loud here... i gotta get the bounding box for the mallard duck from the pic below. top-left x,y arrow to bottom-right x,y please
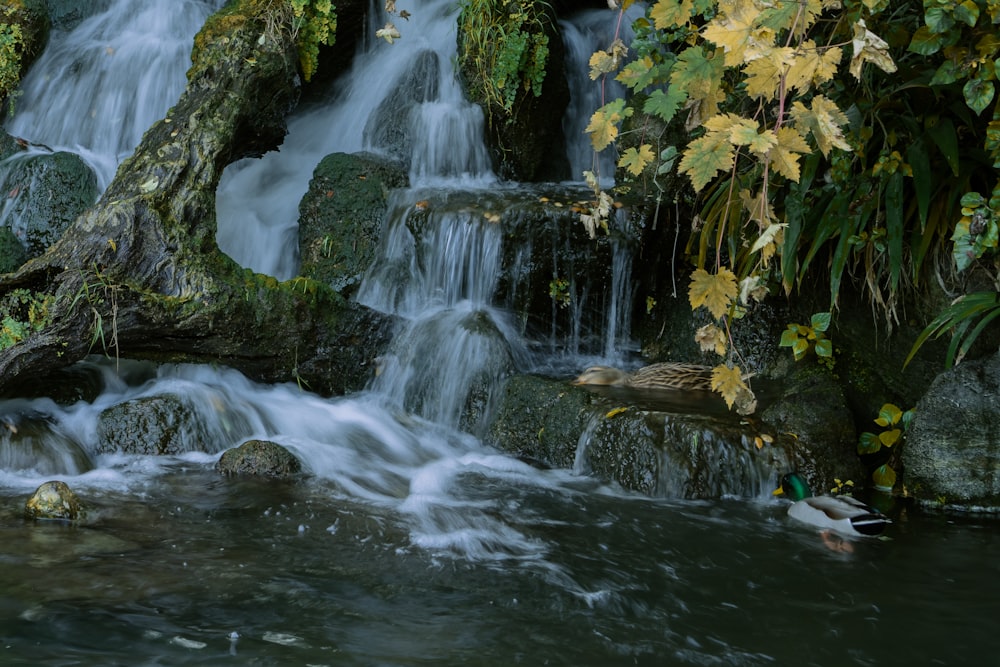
773,472 -> 890,537
571,362 -> 713,391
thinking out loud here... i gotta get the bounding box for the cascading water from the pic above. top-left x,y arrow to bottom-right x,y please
3,0 -> 221,190
215,0 -> 494,279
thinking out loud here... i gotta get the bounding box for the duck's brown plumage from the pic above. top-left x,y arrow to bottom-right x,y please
572,362 -> 713,391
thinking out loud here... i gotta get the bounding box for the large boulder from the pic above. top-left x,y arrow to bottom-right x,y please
904,353 -> 1000,511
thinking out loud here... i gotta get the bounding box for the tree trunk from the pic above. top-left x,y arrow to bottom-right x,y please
0,1 -> 389,396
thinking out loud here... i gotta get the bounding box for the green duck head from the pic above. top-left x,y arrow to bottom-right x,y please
772,472 -> 813,501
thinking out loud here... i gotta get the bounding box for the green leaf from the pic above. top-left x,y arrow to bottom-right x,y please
858,431 -> 882,455
926,117 -> 960,176
678,132 -> 735,193
879,429 -> 901,447
954,0 -> 980,27
872,464 -> 897,491
907,139 -> 932,230
814,338 -> 833,358
643,86 -> 687,124
908,25 -> 944,55
925,7 -> 955,33
779,328 -> 800,347
792,338 -> 809,360
876,403 -> 903,427
964,77 -> 995,115
929,60 -> 961,86
810,311 -> 832,332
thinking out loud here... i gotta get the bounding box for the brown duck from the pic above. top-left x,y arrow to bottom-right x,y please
571,362 -> 714,391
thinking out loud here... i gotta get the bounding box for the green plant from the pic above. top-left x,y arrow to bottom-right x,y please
779,312 -> 834,368
0,288 -> 52,350
458,0 -> 552,117
582,0 -> 1000,405
69,265 -> 120,359
906,290 -> 1000,368
548,277 -> 570,308
0,7 -> 25,115
289,0 -> 336,82
858,402 -> 914,492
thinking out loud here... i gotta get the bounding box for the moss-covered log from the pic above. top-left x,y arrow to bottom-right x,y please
0,1 -> 389,396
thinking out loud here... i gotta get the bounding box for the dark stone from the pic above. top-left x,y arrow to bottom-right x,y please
96,394 -> 205,456
298,152 -> 408,297
24,480 -> 84,520
216,439 -> 302,478
0,150 -> 99,257
904,353 -> 1000,511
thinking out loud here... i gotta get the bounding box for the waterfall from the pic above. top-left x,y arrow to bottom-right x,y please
560,5 -> 645,185
215,0 -> 494,279
4,0 -> 221,191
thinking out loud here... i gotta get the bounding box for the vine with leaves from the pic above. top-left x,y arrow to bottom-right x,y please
583,0 -> 1000,414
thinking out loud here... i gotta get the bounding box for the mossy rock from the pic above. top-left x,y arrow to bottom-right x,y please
216,439 -> 303,478
1,0 -> 50,116
298,151 -> 407,297
24,480 -> 84,520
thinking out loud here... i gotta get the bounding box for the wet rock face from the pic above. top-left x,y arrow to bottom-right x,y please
484,373 -> 863,499
24,480 -> 84,520
96,394 -> 204,456
216,439 -> 302,478
905,353 -> 1000,511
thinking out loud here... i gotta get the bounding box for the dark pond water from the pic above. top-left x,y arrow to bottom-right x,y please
2,458 -> 997,666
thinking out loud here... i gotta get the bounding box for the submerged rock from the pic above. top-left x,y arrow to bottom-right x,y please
904,353 -> 1000,511
24,480 -> 84,520
216,439 -> 302,478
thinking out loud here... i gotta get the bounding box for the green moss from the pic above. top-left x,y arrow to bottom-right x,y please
191,0 -> 336,83
0,288 -> 53,350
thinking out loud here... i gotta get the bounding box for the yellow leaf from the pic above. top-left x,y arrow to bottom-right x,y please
790,96 -> 852,157
678,131 -> 734,192
605,406 -> 629,418
695,322 -> 728,356
710,364 -> 749,410
766,127 -> 811,182
585,101 -> 632,152
650,0 -> 694,29
850,19 -> 897,79
688,267 -> 738,319
618,144 -> 655,176
739,189 -> 776,226
743,46 -> 794,99
786,41 -> 842,91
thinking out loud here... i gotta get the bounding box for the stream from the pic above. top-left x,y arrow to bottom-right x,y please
2,1 -> 998,665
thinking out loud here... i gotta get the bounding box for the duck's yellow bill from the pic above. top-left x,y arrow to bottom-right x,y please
772,487 -> 784,496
